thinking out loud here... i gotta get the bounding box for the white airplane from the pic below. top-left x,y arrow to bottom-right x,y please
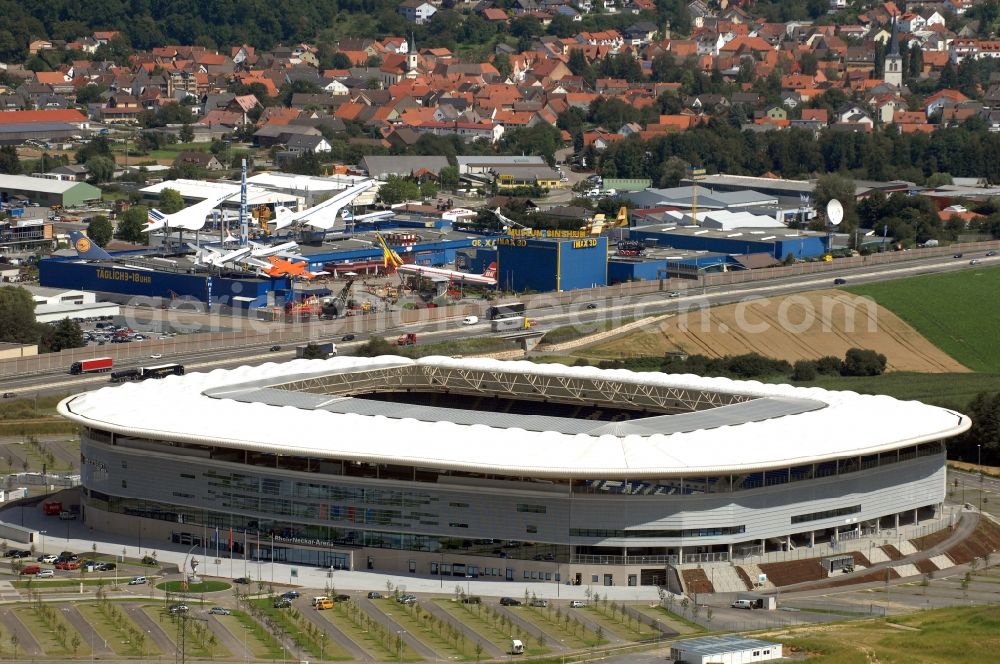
490,207 -> 529,230
145,191 -> 237,233
268,180 -> 374,231
249,240 -> 299,258
346,210 -> 394,223
375,232 -> 498,286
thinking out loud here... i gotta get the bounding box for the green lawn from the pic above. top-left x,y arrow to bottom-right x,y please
157,580 -> 230,593
780,605 -> 1000,663
846,266 -> 1000,372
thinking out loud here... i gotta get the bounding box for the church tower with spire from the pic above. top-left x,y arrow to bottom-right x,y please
884,17 -> 903,87
406,34 -> 418,74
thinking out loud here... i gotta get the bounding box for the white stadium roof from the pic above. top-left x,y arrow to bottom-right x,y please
58,357 -> 969,479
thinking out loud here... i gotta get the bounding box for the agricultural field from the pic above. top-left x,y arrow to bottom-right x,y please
582,290 -> 966,373
775,605 -> 1000,663
845,265 -> 1000,373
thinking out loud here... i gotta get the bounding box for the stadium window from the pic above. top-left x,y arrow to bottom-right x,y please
791,505 -> 861,525
516,504 -> 546,514
121,480 -> 127,488
121,460 -> 127,469
449,502 -> 469,508
591,575 -> 599,583
526,525 -> 537,534
524,571 -> 530,579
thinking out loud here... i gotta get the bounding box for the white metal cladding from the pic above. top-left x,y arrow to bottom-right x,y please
58,356 -> 970,479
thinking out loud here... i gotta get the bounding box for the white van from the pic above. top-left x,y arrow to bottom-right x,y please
311,596 -> 330,607
510,639 -> 525,655
731,599 -> 755,610
462,316 -> 479,325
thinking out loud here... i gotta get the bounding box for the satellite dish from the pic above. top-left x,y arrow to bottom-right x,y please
826,199 -> 844,226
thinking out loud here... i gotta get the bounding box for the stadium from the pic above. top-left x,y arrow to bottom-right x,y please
59,357 -> 969,587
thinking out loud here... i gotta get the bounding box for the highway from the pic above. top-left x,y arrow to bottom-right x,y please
4,249 -> 995,399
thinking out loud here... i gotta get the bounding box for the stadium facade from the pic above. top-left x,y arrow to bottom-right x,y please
59,357 -> 969,587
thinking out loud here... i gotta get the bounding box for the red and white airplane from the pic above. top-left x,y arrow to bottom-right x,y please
375,232 -> 497,286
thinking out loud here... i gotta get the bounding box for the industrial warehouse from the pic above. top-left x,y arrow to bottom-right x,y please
58,356 -> 967,586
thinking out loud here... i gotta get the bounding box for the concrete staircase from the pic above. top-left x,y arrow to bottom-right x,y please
704,564 -> 751,593
738,563 -> 775,591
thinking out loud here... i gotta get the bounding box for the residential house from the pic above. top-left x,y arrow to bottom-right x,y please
173,152 -> 225,171
286,134 -> 332,154
100,94 -> 141,124
399,0 -> 438,24
924,88 -> 971,118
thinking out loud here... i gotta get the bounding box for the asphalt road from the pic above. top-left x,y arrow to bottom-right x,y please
4,249 -> 996,399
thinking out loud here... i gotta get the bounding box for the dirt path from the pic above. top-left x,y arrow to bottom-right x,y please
0,608 -> 43,657
586,290 -> 968,373
360,597 -> 439,660
61,606 -> 116,656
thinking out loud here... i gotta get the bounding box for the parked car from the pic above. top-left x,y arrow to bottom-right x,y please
273,598 -> 292,608
667,291 -> 681,298
397,594 -> 417,605
20,565 -> 41,575
585,303 -> 597,309
367,591 -> 383,599
35,569 -> 54,578
833,278 -> 848,285
333,594 -> 351,603
341,334 -> 356,342
499,597 -> 521,606
269,345 -> 281,352
128,576 -> 147,585
731,599 -> 755,610
462,596 -> 482,604
529,599 -> 548,607
97,562 -> 116,571
38,554 -> 58,564
282,590 -> 300,599
9,550 -> 31,558
149,353 -> 163,360
970,259 -> 980,265
233,577 -> 251,584
987,250 -> 997,257
169,604 -> 189,614
954,253 -> 963,258
209,607 -> 231,615
1,392 -> 15,399
569,600 -> 586,608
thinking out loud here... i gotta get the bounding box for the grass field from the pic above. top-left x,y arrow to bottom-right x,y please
776,605 -> 1000,663
846,265 -> 1000,372
789,371 -> 1000,409
157,580 -> 230,593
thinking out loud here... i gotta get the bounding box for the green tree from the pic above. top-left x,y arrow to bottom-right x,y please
116,205 -> 149,244
158,188 -> 185,214
76,137 -> 114,164
0,145 -> 20,174
439,165 -> 459,192
86,215 -> 114,247
356,337 -> 398,357
179,124 -> 194,143
74,83 -> 107,106
377,175 -> 421,205
85,155 -> 116,184
840,348 -> 887,376
0,286 -> 38,344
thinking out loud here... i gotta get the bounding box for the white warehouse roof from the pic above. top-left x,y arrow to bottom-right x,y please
58,357 -> 969,479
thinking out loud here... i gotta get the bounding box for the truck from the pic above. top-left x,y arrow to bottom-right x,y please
491,316 -> 532,333
296,342 -> 336,359
69,357 -> 113,375
486,302 -> 525,320
396,333 -> 417,346
42,501 -> 63,516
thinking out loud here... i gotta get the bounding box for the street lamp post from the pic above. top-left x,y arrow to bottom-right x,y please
978,444 -> 983,511
39,530 -> 46,557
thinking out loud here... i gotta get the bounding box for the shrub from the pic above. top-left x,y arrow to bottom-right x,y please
791,360 -> 818,381
841,348 -> 887,376
815,355 -> 842,375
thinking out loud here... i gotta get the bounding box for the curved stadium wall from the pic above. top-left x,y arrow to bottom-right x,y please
59,356 -> 968,584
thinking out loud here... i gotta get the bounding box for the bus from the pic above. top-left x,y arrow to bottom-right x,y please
486,302 -> 525,320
